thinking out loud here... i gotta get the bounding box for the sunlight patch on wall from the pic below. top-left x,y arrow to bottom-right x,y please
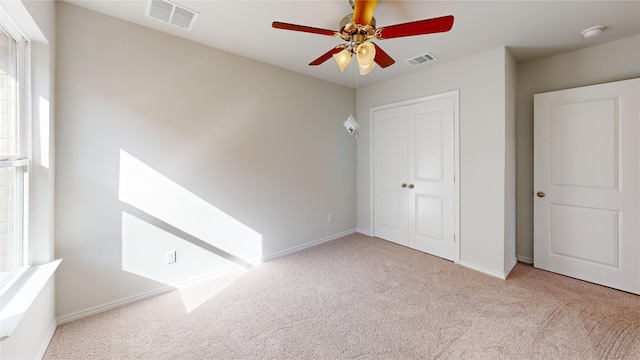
119,150 -> 262,312
118,150 -> 262,263
121,212 -> 238,286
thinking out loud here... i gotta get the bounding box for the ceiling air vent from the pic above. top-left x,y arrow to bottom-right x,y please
146,0 -> 199,31
407,52 -> 438,66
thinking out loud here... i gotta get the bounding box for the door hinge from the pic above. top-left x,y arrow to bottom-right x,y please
454,234 -> 456,242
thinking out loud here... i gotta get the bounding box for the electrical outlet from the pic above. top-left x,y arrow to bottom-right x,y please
166,250 -> 176,264
327,214 -> 332,223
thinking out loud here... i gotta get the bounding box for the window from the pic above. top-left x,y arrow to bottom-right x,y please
0,14 -> 29,289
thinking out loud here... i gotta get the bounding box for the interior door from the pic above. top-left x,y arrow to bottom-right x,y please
534,78 -> 639,294
408,97 -> 456,260
372,93 -> 457,262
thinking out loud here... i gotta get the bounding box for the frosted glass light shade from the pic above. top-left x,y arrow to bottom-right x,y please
356,42 -> 376,66
333,49 -> 352,72
358,61 -> 375,75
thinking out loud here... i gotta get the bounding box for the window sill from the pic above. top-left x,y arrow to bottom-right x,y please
0,266 -> 30,295
0,259 -> 62,341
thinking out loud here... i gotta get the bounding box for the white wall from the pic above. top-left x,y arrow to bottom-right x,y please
55,3 -> 357,320
357,47 -> 513,278
0,0 -> 56,359
515,35 -> 640,262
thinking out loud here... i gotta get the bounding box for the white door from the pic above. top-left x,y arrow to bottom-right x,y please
408,97 -> 456,260
534,78 -> 640,294
372,106 -> 409,246
373,93 -> 458,262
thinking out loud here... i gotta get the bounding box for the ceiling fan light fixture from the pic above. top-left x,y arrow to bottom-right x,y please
358,61 -> 376,75
333,48 -> 352,72
356,42 -> 376,67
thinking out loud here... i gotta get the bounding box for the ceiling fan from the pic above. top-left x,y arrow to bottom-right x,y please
272,0 -> 454,75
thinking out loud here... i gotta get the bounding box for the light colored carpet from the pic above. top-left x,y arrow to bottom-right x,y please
44,233 -> 640,359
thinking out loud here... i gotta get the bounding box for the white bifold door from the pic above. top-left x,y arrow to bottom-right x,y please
534,78 -> 640,294
373,93 -> 458,262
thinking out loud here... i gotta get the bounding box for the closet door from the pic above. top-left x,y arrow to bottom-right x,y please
373,106 -> 409,246
372,93 -> 457,262
408,97 -> 456,261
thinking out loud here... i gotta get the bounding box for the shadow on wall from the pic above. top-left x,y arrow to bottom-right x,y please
118,149 -> 262,312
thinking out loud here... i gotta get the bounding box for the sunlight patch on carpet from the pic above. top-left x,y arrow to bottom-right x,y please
177,267 -> 247,313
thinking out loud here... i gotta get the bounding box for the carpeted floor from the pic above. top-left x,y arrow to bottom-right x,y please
44,233 -> 640,359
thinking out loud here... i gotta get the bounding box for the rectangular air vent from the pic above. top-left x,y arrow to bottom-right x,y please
407,52 -> 438,66
146,0 -> 199,31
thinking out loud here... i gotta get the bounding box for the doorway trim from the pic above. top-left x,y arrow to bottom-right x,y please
369,90 -> 461,263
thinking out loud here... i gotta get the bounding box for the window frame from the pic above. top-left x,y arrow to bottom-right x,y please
0,6 -> 31,293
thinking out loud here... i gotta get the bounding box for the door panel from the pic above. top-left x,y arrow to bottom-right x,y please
414,111 -> 443,181
550,204 -> 619,267
375,188 -> 405,238
375,113 -> 406,179
416,195 -> 443,241
552,99 -> 618,188
534,78 -> 639,294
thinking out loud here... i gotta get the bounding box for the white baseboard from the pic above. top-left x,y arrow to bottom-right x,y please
36,319 -> 58,360
261,229 -> 356,263
56,229 -> 356,325
459,260 -> 508,280
56,285 -> 176,325
517,255 -> 533,264
505,257 -> 518,278
356,228 -> 372,237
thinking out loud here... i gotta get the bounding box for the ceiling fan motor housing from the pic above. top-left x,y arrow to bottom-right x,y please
338,14 -> 376,51
339,14 -> 376,31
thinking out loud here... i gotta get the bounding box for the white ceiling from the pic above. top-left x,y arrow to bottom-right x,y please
64,0 -> 640,88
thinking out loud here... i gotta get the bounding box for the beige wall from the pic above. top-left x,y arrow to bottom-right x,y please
504,49 -> 517,273
55,2 -> 357,319
357,47 -> 516,278
515,35 -> 640,262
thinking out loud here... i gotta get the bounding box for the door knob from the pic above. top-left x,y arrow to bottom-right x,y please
401,183 -> 407,188
408,184 -> 415,189
536,191 -> 545,198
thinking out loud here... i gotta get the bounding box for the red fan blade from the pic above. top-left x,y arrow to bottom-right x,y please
353,0 -> 378,25
372,43 -> 395,68
310,46 -> 346,66
272,21 -> 337,37
376,15 -> 454,40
